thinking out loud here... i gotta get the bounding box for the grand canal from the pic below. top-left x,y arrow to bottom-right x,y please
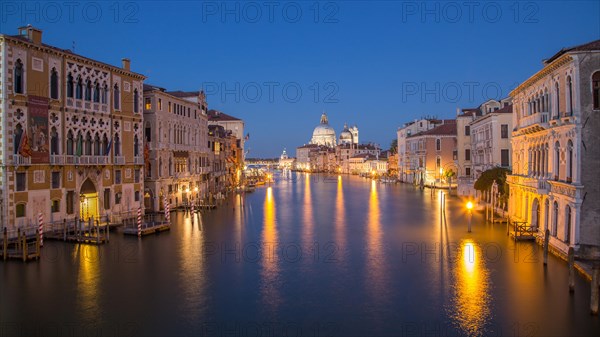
1,172 -> 599,336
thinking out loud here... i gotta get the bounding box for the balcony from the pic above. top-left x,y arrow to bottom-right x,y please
13,154 -> 31,166
507,174 -> 549,194
134,156 -> 144,165
50,154 -> 64,165
518,112 -> 549,134
114,156 -> 125,165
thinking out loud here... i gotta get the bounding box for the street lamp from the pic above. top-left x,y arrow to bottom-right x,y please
466,201 -> 473,233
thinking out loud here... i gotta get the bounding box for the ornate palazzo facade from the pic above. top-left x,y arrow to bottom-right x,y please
0,26 -> 146,229
508,41 -> 600,257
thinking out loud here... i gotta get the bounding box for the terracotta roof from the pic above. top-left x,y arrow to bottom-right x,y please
494,104 -> 513,114
208,109 -> 241,121
297,144 -> 320,149
166,91 -> 199,98
3,34 -> 146,79
545,39 -> 600,65
409,122 -> 456,137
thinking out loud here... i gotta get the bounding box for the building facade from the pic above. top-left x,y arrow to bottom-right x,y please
470,104 -> 513,178
142,84 -> 210,211
397,118 -> 441,182
404,120 -> 457,185
507,39 -> 600,257
0,26 -> 146,230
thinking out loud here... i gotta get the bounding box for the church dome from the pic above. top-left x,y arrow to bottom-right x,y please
339,123 -> 353,144
310,112 -> 336,147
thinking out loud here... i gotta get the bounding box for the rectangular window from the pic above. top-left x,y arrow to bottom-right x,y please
501,124 -> 509,139
145,98 -> 152,110
465,149 -> 471,161
465,125 -> 470,136
16,204 -> 26,217
51,171 -> 60,189
115,192 -> 122,205
134,191 -> 140,202
501,149 -> 510,167
115,170 -> 122,184
16,172 -> 26,191
466,167 -> 471,176
158,98 -> 162,111
104,188 -> 111,210
134,169 -> 140,183
168,102 -> 172,113
51,199 -> 60,213
145,127 -> 152,142
66,191 -> 74,214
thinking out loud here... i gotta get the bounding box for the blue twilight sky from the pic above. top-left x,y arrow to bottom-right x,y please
2,1 -> 599,157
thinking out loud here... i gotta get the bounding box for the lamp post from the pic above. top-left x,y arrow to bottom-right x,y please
466,201 -> 473,233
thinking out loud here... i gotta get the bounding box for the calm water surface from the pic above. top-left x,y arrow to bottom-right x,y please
2,172 -> 599,336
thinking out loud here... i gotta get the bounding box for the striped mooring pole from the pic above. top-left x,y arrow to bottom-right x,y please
38,212 -> 44,246
164,195 -> 170,223
137,207 -> 142,237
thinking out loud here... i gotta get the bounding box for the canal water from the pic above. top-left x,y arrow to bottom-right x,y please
1,172 -> 599,336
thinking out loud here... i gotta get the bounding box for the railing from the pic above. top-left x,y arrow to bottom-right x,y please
511,220 -> 537,240
520,112 -> 549,129
114,156 -> 125,165
13,154 -> 31,165
50,154 -> 64,165
134,156 -> 144,165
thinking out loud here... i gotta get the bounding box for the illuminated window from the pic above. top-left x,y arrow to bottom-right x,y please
145,98 -> 152,110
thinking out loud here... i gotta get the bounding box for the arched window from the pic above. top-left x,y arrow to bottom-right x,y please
565,205 -> 572,244
94,133 -> 101,155
159,157 -> 163,177
134,135 -> 140,157
85,79 -> 92,101
85,132 -> 92,155
133,89 -> 139,113
14,59 -> 24,94
50,127 -> 59,155
67,73 -> 74,98
76,77 -> 83,99
14,123 -> 23,154
567,140 -> 573,182
554,141 -> 560,180
102,134 -> 108,156
76,132 -> 83,156
436,156 -> 441,169
593,71 -> 600,110
114,134 -> 121,156
567,76 -> 573,115
93,82 -> 100,103
552,201 -> 559,236
554,82 -> 560,118
67,130 -> 74,155
113,84 -> 120,110
50,68 -> 59,99
102,83 -> 108,104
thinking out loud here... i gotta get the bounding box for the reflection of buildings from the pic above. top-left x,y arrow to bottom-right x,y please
142,84 -> 209,211
507,40 -> 600,258
1,26 -> 145,229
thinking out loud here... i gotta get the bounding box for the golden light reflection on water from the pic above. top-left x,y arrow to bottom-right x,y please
261,187 -> 281,310
179,210 -> 207,318
335,176 -> 346,248
366,179 -> 384,299
450,240 -> 491,337
75,246 -> 100,320
302,173 -> 313,246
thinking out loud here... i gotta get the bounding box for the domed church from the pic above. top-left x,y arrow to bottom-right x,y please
310,112 -> 337,147
339,123 -> 359,145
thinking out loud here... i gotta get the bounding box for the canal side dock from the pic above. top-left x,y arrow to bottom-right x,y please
2,227 -> 41,262
122,214 -> 171,236
44,219 -> 109,245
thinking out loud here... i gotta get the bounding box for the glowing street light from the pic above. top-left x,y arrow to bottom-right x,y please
466,201 -> 473,233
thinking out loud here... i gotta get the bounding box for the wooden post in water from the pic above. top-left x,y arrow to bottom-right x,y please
568,247 -> 575,293
591,264 -> 600,315
543,229 -> 550,266
22,231 -> 27,262
36,229 -> 41,259
63,219 -> 67,241
3,227 -> 7,261
96,220 -> 100,243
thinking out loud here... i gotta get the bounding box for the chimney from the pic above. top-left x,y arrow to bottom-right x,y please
122,58 -> 131,71
18,25 -> 42,44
